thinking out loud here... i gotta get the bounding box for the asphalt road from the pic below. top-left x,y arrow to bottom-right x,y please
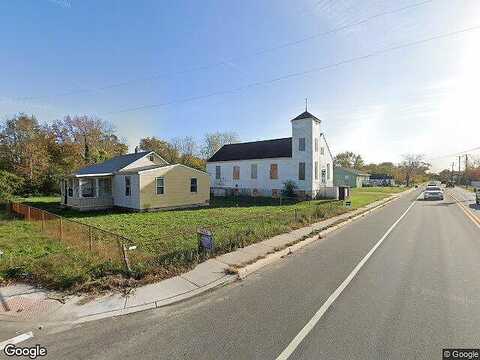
13,187 -> 480,359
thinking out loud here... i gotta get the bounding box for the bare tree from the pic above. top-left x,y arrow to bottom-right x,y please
171,136 -> 197,157
201,131 -> 239,159
400,153 -> 430,187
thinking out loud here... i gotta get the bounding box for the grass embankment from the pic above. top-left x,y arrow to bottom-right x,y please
0,204 -> 128,292
3,187 -> 404,291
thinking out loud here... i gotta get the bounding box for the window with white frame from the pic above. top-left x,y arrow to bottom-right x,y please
156,177 -> 165,195
149,154 -> 155,162
321,169 -> 326,184
125,176 -> 131,196
315,161 -> 318,180
299,162 -> 305,180
299,138 -> 306,151
270,163 -> 278,179
99,178 -> 112,196
190,178 -> 197,193
327,163 -> 331,180
80,178 -> 95,198
67,179 -> 73,197
233,165 -> 240,180
251,164 -> 257,179
215,166 -> 221,180
320,147 -> 325,155
315,138 -> 318,152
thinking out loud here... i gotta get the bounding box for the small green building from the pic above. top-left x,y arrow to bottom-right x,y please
333,167 -> 370,188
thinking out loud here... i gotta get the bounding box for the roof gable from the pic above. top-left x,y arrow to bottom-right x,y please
291,111 -> 321,122
207,137 -> 292,162
74,151 -> 153,176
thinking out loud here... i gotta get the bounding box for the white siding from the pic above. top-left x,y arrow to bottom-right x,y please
122,153 -> 167,171
207,157 -> 296,196
113,174 -> 141,209
207,113 -> 335,198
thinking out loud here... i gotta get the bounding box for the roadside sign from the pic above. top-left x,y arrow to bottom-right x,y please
345,200 -> 352,208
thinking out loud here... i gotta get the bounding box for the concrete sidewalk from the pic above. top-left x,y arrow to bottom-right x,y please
0,189 -> 410,326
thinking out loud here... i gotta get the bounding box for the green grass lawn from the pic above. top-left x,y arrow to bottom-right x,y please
0,203 -> 125,291
3,186 -> 405,290
19,187 -> 402,254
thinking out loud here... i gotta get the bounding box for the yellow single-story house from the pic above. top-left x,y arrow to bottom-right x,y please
61,150 -> 210,211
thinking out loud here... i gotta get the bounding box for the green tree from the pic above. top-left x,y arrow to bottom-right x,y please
0,114 -> 52,193
139,137 -> 180,164
334,151 -> 364,169
0,170 -> 24,200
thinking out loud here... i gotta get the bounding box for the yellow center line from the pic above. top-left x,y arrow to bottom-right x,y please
448,191 -> 480,229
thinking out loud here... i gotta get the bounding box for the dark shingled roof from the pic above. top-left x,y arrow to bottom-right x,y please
75,151 -> 152,176
291,111 -> 321,122
207,138 -> 292,162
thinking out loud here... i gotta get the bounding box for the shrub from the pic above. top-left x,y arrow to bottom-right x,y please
0,170 -> 24,200
282,180 -> 298,198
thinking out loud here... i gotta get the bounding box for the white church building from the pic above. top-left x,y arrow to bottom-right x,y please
206,110 -> 336,199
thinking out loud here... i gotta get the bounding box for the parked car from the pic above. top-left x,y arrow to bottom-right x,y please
424,186 -> 444,200
476,188 -> 480,205
446,182 -> 455,188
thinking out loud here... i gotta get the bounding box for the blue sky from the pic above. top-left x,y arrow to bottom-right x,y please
1,0 -> 479,170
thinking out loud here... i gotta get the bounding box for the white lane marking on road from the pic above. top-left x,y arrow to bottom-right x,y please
0,331 -> 34,351
276,194 -> 420,360
448,191 -> 480,229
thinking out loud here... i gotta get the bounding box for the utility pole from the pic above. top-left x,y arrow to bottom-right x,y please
465,154 -> 469,186
451,162 -> 454,184
458,155 -> 461,185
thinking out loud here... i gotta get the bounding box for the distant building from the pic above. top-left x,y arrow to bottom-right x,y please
333,167 -> 370,188
369,174 -> 395,186
206,110 -> 336,198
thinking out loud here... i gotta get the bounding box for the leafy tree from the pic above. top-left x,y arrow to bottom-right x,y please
0,114 -> 52,192
51,115 -> 127,166
139,137 -> 180,164
0,170 -> 24,200
334,151 -> 364,169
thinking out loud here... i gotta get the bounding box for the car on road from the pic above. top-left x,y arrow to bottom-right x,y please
424,186 -> 444,200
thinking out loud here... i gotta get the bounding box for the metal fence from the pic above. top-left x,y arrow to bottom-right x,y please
8,202 -> 133,273
7,199 -> 346,277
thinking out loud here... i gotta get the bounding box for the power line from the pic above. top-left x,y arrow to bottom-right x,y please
100,24 -> 480,116
9,0 -> 435,102
427,146 -> 480,161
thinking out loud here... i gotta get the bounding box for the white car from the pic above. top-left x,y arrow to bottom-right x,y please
424,186 -> 444,200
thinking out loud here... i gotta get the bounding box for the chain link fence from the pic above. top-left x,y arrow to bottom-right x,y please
7,199 -> 346,278
8,202 -> 133,272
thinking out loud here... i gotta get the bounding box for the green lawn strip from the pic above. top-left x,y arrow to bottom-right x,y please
9,187 -> 404,285
0,206 -> 126,291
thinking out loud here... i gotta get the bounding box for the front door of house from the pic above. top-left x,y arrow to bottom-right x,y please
64,181 -> 68,205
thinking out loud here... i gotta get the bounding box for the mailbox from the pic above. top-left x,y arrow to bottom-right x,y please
197,229 -> 214,252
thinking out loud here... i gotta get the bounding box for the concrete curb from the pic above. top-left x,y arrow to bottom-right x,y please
73,274 -> 236,324
1,188 -> 414,325
236,188 -> 414,279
